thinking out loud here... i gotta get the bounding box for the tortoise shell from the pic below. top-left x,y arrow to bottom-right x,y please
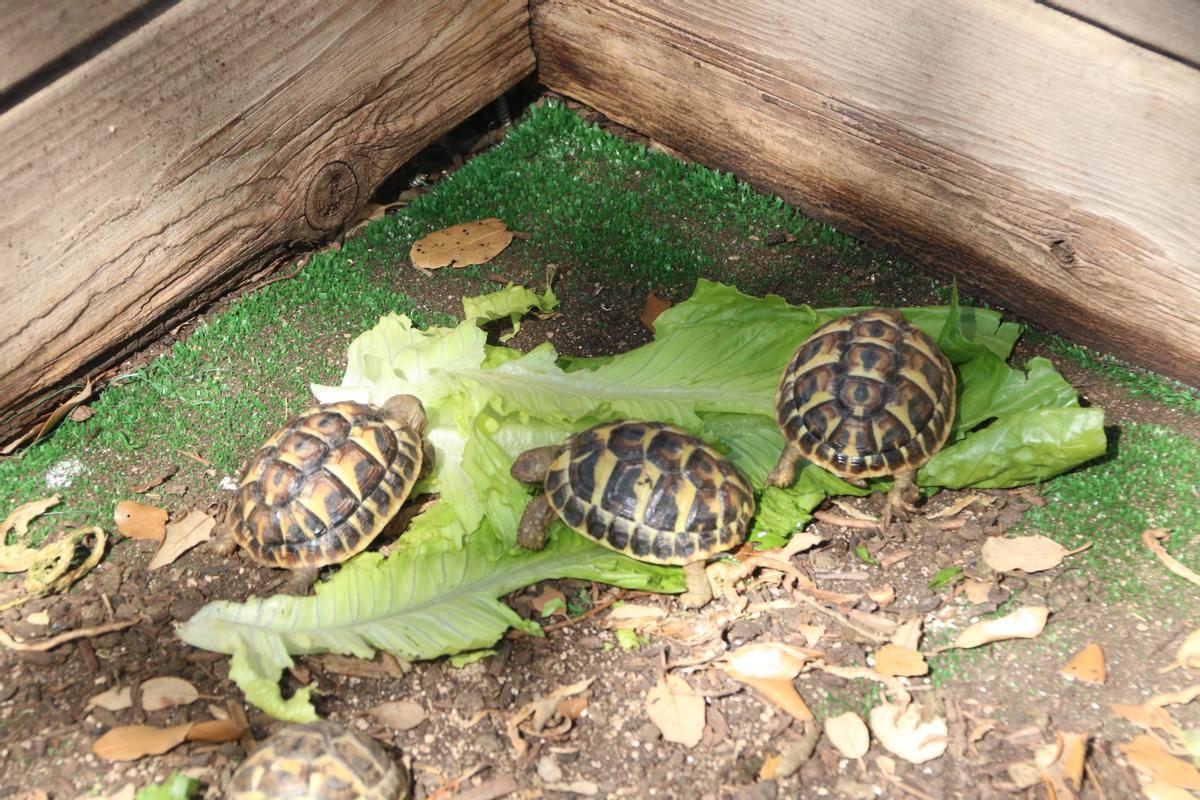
228,721 -> 408,800
226,401 -> 424,569
775,309 -> 956,478
543,420 -> 755,564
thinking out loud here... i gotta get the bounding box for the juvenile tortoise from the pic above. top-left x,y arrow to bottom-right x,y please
511,420 -> 756,607
769,309 -> 956,525
221,395 -> 431,590
228,720 -> 408,800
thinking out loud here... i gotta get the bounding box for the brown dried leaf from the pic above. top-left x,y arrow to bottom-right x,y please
1149,685 -> 1200,707
531,587 -> 567,618
186,718 -> 247,743
1119,734 -> 1200,789
1160,630 -> 1200,673
1141,782 -> 1200,799
951,606 -> 1049,650
556,696 -> 588,720
369,700 -> 427,731
92,724 -> 192,761
410,218 -> 513,270
640,292 -> 673,333
0,496 -> 60,546
605,603 -> 666,629
1110,704 -> 1180,734
141,677 -> 200,711
961,578 -> 993,605
1061,644 -> 1106,685
506,677 -> 594,756
981,535 -> 1088,573
890,617 -> 923,651
148,510 -> 216,569
88,686 -> 132,712
869,699 -> 948,764
113,500 -> 168,542
873,644 -> 929,677
1037,731 -> 1088,792
868,584 -> 896,607
797,624 -> 826,648
645,673 -> 705,748
824,712 -> 870,759
926,493 -> 990,520
1142,528 -> 1200,589
736,675 -> 813,722
723,642 -> 813,680
2,378 -> 93,455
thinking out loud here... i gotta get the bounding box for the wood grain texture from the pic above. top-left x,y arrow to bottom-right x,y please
1048,0 -> 1200,65
0,0 -> 534,438
532,0 -> 1200,384
0,0 -> 158,97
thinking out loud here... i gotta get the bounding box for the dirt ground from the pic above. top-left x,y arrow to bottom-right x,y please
1,99 -> 1198,800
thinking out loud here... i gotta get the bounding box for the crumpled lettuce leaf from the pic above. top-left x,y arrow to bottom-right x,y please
178,527 -> 680,721
184,280 -> 1106,719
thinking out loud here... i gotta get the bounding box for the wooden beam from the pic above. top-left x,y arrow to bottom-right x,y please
0,0 -> 534,441
0,0 -> 157,98
532,0 -> 1200,384
1046,0 -> 1200,67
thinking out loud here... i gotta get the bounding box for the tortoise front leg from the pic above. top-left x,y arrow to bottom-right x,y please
515,494 -> 558,551
678,561 -> 713,609
283,566 -> 320,596
767,441 -> 805,488
881,469 -> 919,531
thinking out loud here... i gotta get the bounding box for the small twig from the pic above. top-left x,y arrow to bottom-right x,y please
426,763 -> 489,800
938,518 -> 968,531
1142,528 -> 1200,588
541,591 -> 622,633
0,618 -> 138,651
177,449 -> 212,466
813,511 -> 880,530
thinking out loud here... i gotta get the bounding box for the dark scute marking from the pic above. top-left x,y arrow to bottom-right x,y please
880,421 -> 909,449
720,482 -> 745,525
854,424 -> 878,454
308,410 -> 351,441
260,461 -> 301,505
884,449 -> 906,469
644,474 -> 682,531
569,448 -> 602,501
687,488 -> 719,529
646,431 -> 686,474
683,448 -> 719,488
351,447 -> 385,494
280,431 -> 327,472
584,507 -> 608,542
322,477 -> 358,525
606,518 -> 631,550
373,426 -> 398,462
675,531 -> 695,559
695,528 -> 717,553
249,505 -> 280,544
907,392 -> 936,430
551,483 -> 572,513
353,504 -> 377,538
277,508 -> 307,545
920,357 -> 944,391
601,462 -> 643,521
828,418 -> 855,450
629,526 -> 654,557
607,422 -> 649,461
652,532 -> 674,560
561,496 -> 586,528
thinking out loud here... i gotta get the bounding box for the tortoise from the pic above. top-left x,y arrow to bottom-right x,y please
511,420 -> 756,607
228,720 -> 408,800
769,309 -> 956,524
220,395 -> 431,590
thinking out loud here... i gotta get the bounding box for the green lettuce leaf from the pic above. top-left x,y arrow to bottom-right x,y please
136,773 -> 200,800
463,283 -> 557,342
178,528 -> 681,721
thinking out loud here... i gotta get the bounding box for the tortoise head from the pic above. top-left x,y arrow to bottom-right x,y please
510,445 -> 561,484
381,394 -> 427,433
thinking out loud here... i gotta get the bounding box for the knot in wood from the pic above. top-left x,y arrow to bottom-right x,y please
305,161 -> 360,231
1049,238 -> 1077,268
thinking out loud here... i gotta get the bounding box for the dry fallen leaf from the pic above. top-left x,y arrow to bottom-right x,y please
645,673 -> 705,748
981,535 -> 1089,573
1,378 -> 93,455
1061,643 -> 1106,685
605,603 -> 666,629
1148,685 -> 1200,707
869,699 -> 948,764
93,724 -> 192,761
1160,630 -> 1200,673
410,218 -> 513,271
640,292 -> 673,333
0,496 -> 60,543
868,584 -> 896,607
825,712 -> 870,759
722,643 -> 815,721
531,587 -> 567,618
0,521 -> 106,612
113,501 -> 168,542
1119,734 -> 1200,790
141,677 -> 200,711
890,617 -> 923,651
1142,528 -> 1200,589
369,700 -> 427,731
148,510 -> 216,569
926,493 -> 988,519
961,578 -> 993,605
1110,703 -> 1180,735
186,719 -> 247,743
798,624 -> 826,648
506,678 -> 594,756
873,645 -> 929,677
951,606 -> 1049,650
1141,781 -> 1200,800
1036,731 -> 1088,793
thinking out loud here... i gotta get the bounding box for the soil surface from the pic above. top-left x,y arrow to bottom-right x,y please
1,98 -> 1197,800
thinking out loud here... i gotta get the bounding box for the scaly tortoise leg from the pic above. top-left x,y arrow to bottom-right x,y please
881,469 -> 919,531
678,561 -> 713,609
515,494 -> 558,552
767,441 -> 805,488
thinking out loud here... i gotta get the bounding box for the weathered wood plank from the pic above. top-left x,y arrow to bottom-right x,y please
532,0 -> 1200,384
1047,0 -> 1200,66
0,0 -> 157,98
0,0 -> 534,440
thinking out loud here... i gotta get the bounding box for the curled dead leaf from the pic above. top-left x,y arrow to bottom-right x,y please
869,699 -> 948,764
1119,734 -> 1200,790
1061,643 -> 1106,685
0,496 -> 60,543
645,673 -> 705,748
369,700 -> 427,731
92,724 -> 192,761
506,677 -> 593,756
824,712 -> 870,759
873,644 -> 929,677
113,500 -> 168,542
981,535 -> 1089,573
148,510 -> 216,569
1110,704 -> 1180,736
1142,528 -> 1200,589
950,606 -> 1049,650
1160,629 -> 1200,674
868,584 -> 896,606
640,292 -> 673,333
410,218 -> 514,271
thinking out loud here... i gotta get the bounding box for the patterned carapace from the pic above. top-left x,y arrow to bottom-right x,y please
228,720 -> 407,799
542,420 -> 755,564
226,401 -> 424,569
775,309 -> 956,478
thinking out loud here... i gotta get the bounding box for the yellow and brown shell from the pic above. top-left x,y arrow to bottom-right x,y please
226,401 -> 424,570
228,721 -> 408,800
544,421 -> 755,564
775,309 -> 956,478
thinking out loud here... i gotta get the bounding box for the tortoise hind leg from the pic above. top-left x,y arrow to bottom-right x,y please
678,561 -> 713,609
881,469 -> 919,531
767,441 -> 804,488
516,494 -> 558,551
283,566 -> 320,596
